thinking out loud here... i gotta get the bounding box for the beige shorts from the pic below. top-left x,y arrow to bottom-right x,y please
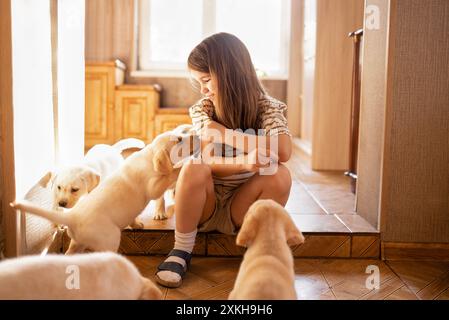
198,172 -> 255,235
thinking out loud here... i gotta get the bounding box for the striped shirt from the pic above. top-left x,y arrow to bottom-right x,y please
189,95 -> 291,137
189,95 -> 291,182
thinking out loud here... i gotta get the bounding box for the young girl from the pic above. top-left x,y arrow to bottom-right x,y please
155,32 -> 292,288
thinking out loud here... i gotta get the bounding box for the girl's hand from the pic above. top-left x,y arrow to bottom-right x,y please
200,120 -> 225,143
244,148 -> 278,172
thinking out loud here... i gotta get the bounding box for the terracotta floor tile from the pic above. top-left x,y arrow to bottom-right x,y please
295,273 -> 332,300
286,182 -> 327,215
125,255 -> 164,278
293,259 -> 323,275
188,257 -> 241,284
331,280 -> 373,300
318,259 -> 395,288
309,190 -> 356,214
290,215 -> 350,233
416,270 -> 449,300
167,271 -> 215,299
336,215 -> 378,233
325,261 -> 400,300
360,276 -> 407,300
386,261 -> 449,295
165,288 -> 192,300
383,285 -> 419,300
192,280 -> 235,300
435,287 -> 449,300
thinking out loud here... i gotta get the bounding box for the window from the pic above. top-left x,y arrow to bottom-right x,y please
137,0 -> 291,78
11,0 -> 85,198
6,0 -> 85,257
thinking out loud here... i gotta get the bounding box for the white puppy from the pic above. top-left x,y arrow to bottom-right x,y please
0,252 -> 162,300
44,138 -> 145,210
228,200 -> 305,300
11,126 -> 199,254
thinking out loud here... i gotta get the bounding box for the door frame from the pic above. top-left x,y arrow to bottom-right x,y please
0,0 -> 20,258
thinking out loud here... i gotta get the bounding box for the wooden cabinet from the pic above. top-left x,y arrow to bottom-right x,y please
115,85 -> 159,144
85,62 -> 192,149
85,63 -> 117,147
155,112 -> 191,134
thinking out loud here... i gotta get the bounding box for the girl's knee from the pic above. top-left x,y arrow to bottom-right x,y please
267,164 -> 291,194
178,161 -> 213,187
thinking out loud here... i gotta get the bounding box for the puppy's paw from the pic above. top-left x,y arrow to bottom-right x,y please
130,219 -> 144,229
165,205 -> 175,218
153,210 -> 168,220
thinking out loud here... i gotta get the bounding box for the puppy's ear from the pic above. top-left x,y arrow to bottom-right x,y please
153,149 -> 173,174
236,214 -> 258,248
39,171 -> 55,188
80,168 -> 100,192
285,220 -> 305,247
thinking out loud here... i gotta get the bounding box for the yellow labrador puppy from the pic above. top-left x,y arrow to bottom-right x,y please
11,126 -> 199,253
152,188 -> 175,220
43,138 -> 145,210
151,124 -> 194,220
0,252 -> 162,300
229,200 -> 305,300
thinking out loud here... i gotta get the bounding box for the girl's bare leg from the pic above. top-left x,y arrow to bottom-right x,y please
230,164 -> 292,227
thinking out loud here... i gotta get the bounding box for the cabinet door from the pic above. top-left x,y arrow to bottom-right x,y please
155,114 -> 192,136
115,90 -> 157,144
85,66 -> 115,148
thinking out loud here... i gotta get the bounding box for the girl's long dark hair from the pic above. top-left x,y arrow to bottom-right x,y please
188,33 -> 266,131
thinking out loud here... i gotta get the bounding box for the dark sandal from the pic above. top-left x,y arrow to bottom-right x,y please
155,249 -> 192,288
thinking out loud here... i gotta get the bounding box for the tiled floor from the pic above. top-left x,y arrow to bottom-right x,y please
127,255 -> 449,300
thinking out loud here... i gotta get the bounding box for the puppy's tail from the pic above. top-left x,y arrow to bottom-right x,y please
139,277 -> 163,300
112,138 -> 145,152
10,200 -> 73,227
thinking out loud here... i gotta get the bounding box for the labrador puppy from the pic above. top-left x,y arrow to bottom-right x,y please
43,138 -> 145,210
0,252 -> 162,300
152,187 -> 175,220
152,124 -> 196,220
11,126 -> 199,253
228,199 -> 305,300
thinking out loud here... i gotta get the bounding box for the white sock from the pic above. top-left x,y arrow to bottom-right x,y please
157,229 -> 197,284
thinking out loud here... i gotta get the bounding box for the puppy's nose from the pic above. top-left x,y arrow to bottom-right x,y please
58,201 -> 67,208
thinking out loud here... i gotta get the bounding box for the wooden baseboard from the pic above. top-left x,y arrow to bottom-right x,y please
382,241 -> 449,261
